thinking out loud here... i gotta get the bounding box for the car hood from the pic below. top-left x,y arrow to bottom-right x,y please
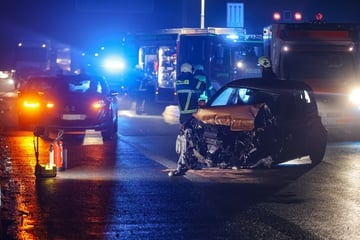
193,104 -> 262,131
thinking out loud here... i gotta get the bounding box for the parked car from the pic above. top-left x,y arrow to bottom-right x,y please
17,74 -> 119,140
181,77 -> 327,169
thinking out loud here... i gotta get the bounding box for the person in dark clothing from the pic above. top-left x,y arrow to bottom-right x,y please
258,56 -> 277,80
175,63 -> 206,127
170,63 -> 206,177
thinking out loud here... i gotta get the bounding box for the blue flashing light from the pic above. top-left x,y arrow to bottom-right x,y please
102,56 -> 126,74
226,34 -> 239,40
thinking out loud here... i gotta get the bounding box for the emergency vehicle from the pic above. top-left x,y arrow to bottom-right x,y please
128,32 -> 178,103
263,15 -> 360,133
125,27 -> 263,104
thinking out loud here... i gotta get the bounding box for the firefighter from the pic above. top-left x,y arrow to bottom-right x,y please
176,63 -> 206,127
258,56 -> 277,80
193,64 -> 214,105
169,63 -> 205,177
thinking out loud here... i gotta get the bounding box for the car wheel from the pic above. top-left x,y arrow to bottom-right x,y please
309,129 -> 327,165
102,117 -> 118,141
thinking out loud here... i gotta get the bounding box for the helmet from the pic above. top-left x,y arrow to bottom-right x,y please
258,56 -> 272,68
194,64 -> 204,72
180,63 -> 192,73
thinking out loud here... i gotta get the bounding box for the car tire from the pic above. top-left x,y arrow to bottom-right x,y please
309,129 -> 327,165
102,116 -> 118,141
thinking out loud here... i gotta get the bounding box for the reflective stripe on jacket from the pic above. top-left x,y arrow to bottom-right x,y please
176,73 -> 205,115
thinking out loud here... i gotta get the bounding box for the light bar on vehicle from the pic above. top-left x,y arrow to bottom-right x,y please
102,56 -> 126,73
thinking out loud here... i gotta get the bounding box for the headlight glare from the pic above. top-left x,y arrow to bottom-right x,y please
349,88 -> 360,104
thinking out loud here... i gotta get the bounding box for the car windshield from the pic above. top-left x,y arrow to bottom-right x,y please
209,84 -> 315,115
210,87 -> 266,106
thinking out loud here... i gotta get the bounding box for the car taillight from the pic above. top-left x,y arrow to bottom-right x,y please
92,100 -> 105,110
46,102 -> 55,108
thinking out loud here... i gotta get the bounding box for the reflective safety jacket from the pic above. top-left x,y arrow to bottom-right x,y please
176,72 -> 206,122
194,70 -> 208,102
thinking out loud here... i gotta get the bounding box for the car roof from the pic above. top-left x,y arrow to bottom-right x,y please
225,78 -> 314,92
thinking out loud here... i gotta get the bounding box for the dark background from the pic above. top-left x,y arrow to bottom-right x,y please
1,0 -> 360,67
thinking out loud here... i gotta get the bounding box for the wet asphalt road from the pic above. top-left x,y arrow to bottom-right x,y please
1,101 -> 360,239
1,128 -> 320,240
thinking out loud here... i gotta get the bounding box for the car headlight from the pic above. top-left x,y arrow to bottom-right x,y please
349,88 -> 360,105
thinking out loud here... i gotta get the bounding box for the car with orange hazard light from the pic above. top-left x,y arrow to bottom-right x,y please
179,78 -> 327,170
17,74 -> 119,140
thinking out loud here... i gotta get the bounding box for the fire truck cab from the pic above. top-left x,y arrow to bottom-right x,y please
263,20 -> 360,134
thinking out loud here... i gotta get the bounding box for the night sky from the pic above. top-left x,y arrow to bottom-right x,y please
0,0 -> 360,67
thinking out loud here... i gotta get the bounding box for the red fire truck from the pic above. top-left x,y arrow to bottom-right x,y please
263,17 -> 360,134
126,27 -> 263,106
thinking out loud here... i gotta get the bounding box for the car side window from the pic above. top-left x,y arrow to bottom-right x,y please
210,88 -> 234,106
89,79 -> 103,94
276,93 -> 296,118
238,88 -> 252,104
294,90 -> 316,115
277,91 -> 312,119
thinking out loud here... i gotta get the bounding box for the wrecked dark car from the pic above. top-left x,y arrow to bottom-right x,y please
180,78 -> 328,170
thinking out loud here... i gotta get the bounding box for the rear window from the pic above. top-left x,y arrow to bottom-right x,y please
24,78 -> 54,92
60,77 -> 104,94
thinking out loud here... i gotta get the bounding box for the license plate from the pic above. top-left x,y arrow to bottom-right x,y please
62,114 -> 86,120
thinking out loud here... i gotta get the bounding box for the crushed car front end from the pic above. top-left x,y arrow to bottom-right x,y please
181,78 -> 327,170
